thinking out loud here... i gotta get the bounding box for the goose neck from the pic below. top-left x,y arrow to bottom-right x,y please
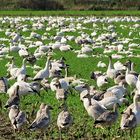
125,68 -> 130,75
88,96 -> 92,106
113,104 -> 118,113
133,95 -> 139,110
65,67 -> 68,78
45,57 -> 51,70
108,57 -> 113,69
131,63 -> 134,71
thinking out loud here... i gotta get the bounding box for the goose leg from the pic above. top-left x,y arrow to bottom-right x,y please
13,128 -> 17,134
130,128 -> 135,137
43,131 -> 47,140
66,128 -> 69,139
59,128 -> 62,140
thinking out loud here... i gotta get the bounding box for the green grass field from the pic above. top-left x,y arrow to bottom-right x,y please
0,12 -> 140,139
0,10 -> 140,16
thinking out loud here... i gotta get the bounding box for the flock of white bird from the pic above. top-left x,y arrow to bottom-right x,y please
0,16 -> 140,139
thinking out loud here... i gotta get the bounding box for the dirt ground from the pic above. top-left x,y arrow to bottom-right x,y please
0,114 -> 16,140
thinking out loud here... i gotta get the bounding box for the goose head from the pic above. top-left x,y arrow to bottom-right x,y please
39,103 -> 47,110
90,72 -> 96,80
134,93 -> 140,102
121,108 -> 136,130
10,85 -> 20,97
124,60 -> 131,70
44,105 -> 53,113
82,93 -> 92,100
58,103 -> 67,111
10,104 -> 19,112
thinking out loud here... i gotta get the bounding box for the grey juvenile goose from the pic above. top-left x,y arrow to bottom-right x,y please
9,105 -> 26,131
5,85 -> 20,108
94,103 -> 119,128
57,103 -> 73,140
121,108 -> 137,132
28,104 -> 53,132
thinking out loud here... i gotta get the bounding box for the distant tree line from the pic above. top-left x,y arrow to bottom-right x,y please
0,0 -> 139,10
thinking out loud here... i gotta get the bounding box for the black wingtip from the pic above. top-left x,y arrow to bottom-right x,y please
94,120 -> 104,124
4,105 -> 9,108
33,78 -> 42,81
28,125 -> 35,131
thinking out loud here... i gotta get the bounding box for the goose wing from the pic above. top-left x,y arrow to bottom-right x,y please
15,111 -> 26,124
29,114 -> 50,130
0,77 -> 8,93
61,111 -> 73,126
95,111 -> 118,124
5,96 -> 20,108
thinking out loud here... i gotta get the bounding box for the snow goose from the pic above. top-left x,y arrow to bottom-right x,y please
94,103 -> 119,128
5,85 -> 20,108
106,56 -> 118,79
124,93 -> 140,126
9,105 -> 26,131
120,108 -> 137,132
28,104 -> 53,136
57,103 -> 73,140
82,94 -> 106,120
33,55 -> 52,81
